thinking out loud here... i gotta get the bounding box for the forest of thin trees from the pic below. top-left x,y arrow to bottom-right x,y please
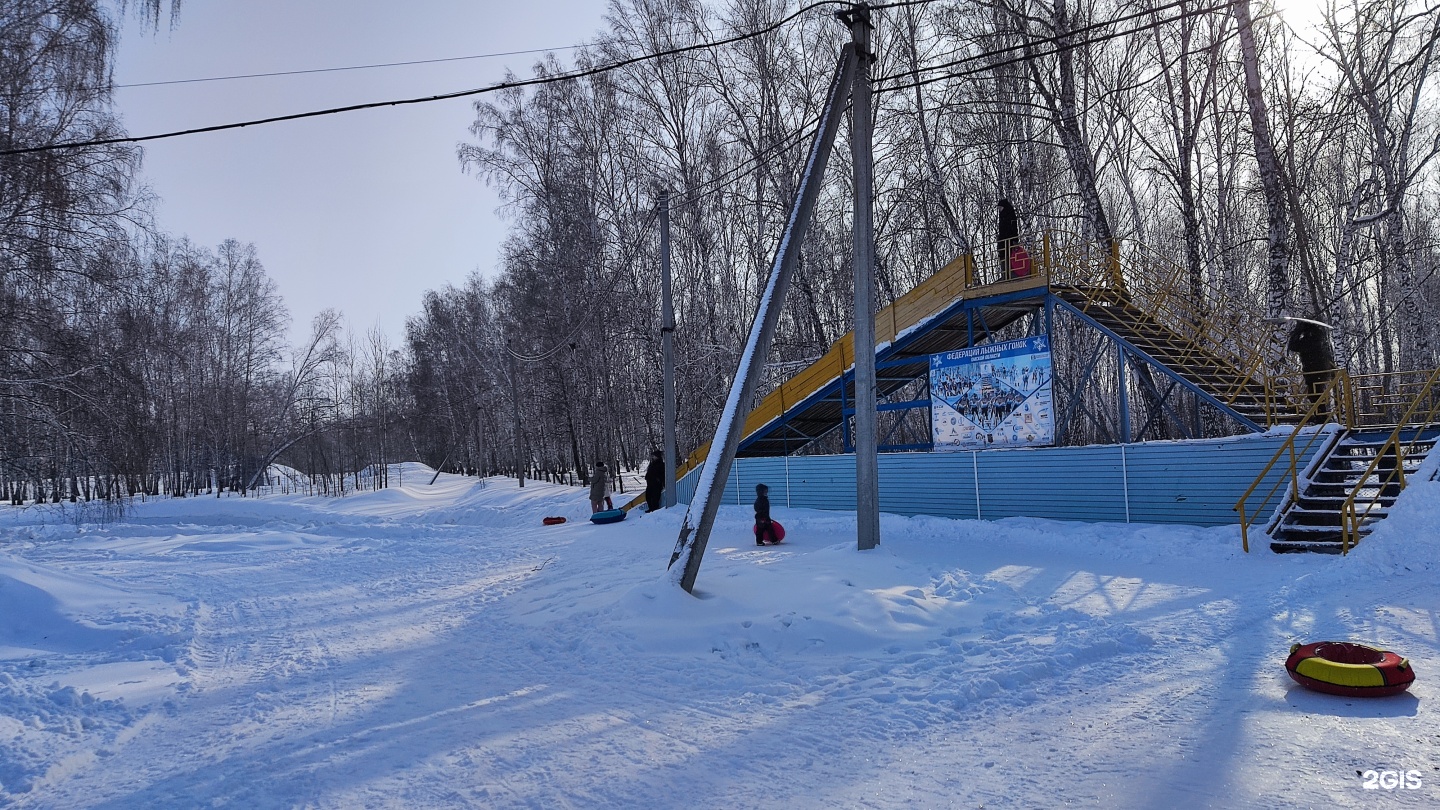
4,0 -> 1438,506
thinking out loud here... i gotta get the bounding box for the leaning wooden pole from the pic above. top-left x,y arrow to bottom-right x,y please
668,43 -> 857,593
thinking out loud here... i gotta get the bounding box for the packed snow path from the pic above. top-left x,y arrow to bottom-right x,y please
2,462 -> 1438,807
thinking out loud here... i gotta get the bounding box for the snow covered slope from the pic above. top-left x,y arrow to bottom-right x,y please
1,461 -> 1436,807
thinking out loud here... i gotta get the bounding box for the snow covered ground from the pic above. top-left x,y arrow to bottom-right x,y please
2,460 -> 1438,808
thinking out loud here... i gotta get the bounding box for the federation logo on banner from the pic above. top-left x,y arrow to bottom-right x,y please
930,336 -> 1055,451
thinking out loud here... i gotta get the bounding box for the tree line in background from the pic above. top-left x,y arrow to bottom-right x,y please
4,0 -> 1439,506
2,0 -> 397,504
417,0 -> 1440,480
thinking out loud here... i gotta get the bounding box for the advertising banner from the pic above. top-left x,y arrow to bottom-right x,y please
930,335 -> 1054,451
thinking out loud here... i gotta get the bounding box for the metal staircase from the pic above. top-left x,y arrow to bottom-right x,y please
634,233 -> 1309,512
1269,427 -> 1438,553
654,231 -> 1271,488
1238,367 -> 1440,554
1052,284 -> 1295,428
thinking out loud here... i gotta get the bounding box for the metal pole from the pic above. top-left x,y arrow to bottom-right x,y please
847,3 -> 880,551
661,192 -> 678,508
1117,342 -> 1130,444
507,340 -> 525,487
670,44 -> 858,593
476,403 -> 486,479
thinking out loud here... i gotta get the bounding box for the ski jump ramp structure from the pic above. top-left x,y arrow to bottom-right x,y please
636,232 -> 1440,555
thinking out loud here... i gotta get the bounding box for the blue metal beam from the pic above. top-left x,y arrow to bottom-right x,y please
1055,331 -> 1110,444
877,356 -> 929,371
1134,373 -> 1195,440
843,399 -> 930,415
739,284 -> 1049,455
1052,295 -> 1263,433
878,442 -> 933,452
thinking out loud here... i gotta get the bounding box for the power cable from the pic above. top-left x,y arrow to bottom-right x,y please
669,0 -> 1234,207
501,0 -> 1246,345
502,118 -> 822,366
122,0 -> 937,91
6,0 -> 1229,158
503,212 -> 665,364
872,0 -> 1208,85
674,116 -> 823,206
875,1 -> 1241,95
115,45 -> 588,89
1,1 -> 858,156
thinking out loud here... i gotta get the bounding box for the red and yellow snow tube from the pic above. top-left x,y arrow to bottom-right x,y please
542,516 -> 567,526
1285,641 -> 1414,698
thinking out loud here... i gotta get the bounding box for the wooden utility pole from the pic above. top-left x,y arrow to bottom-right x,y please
845,3 -> 880,551
475,402 -> 486,480
660,191 -> 678,508
506,340 -> 524,487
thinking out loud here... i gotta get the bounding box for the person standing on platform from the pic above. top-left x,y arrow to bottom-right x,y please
643,449 -> 665,512
998,198 -> 1020,279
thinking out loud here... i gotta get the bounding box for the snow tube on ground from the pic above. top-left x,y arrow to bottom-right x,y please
542,516 -> 566,526
753,520 -> 786,543
590,509 -> 626,525
1285,641 -> 1414,697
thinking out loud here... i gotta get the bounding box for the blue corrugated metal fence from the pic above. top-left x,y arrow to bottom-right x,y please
674,430 -> 1331,527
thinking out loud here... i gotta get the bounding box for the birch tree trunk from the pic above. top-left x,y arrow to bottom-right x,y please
1233,0 -> 1290,319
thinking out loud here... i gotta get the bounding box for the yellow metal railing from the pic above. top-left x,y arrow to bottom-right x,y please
1235,371 -> 1352,552
964,232 -> 1285,422
1041,232 -> 1303,424
1346,369 -> 1440,426
1338,366 -> 1440,553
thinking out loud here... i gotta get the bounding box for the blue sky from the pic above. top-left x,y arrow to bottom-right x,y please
114,1 -> 610,345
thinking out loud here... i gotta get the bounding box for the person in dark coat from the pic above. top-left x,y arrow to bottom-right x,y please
754,483 -> 779,545
643,449 -> 665,512
1286,319 -> 1336,417
997,198 -> 1020,279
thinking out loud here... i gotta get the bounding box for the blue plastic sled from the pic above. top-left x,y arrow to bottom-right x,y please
590,508 -> 627,525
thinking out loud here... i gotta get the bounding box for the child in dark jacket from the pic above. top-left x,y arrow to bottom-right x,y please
754,483 -> 779,545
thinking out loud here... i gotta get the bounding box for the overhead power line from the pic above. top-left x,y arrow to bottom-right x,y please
4,0 -> 1236,158
2,0 -> 866,156
113,0 -> 942,90
875,1 -> 1242,95
873,0 -> 1207,85
677,0 -> 1239,206
115,45 -> 587,89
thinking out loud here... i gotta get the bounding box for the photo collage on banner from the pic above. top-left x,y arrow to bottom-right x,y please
930,335 -> 1055,451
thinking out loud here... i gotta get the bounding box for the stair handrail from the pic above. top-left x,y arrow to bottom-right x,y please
1345,368 -> 1440,426
1338,365 -> 1440,554
1119,250 -> 1295,419
1234,370 -> 1351,552
1043,230 -> 1299,421
1110,239 -> 1260,359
